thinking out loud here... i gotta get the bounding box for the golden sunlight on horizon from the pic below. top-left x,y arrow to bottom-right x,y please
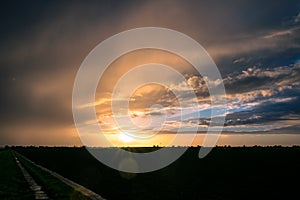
98,132 -> 300,147
118,132 -> 134,143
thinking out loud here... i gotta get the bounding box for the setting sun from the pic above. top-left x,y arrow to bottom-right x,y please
119,132 -> 134,143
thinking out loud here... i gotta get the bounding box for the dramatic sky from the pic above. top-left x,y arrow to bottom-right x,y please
1,0 -> 300,146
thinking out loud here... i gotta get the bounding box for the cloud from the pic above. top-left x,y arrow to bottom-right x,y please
262,28 -> 296,39
294,12 -> 300,23
224,62 -> 300,93
94,60 -> 300,134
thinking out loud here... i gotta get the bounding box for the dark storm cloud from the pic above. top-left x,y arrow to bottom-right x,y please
221,62 -> 300,129
0,0 -> 133,126
224,96 -> 300,127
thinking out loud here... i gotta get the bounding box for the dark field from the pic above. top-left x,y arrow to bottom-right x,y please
0,149 -> 93,200
0,150 -> 33,200
12,146 -> 300,200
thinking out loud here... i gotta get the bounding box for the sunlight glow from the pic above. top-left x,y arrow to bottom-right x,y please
119,132 -> 134,143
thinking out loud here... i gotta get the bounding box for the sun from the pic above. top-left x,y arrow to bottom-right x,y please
119,132 -> 133,143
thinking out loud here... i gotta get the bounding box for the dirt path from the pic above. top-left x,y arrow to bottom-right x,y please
15,157 -> 49,200
18,153 -> 105,200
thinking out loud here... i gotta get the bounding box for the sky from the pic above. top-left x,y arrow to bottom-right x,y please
1,0 -> 300,146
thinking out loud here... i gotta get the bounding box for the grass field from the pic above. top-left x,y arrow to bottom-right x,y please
14,146 -> 300,200
0,150 -> 33,200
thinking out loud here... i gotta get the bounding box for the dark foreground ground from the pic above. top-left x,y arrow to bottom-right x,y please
0,149 -> 94,200
11,146 -> 300,200
0,150 -> 33,199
